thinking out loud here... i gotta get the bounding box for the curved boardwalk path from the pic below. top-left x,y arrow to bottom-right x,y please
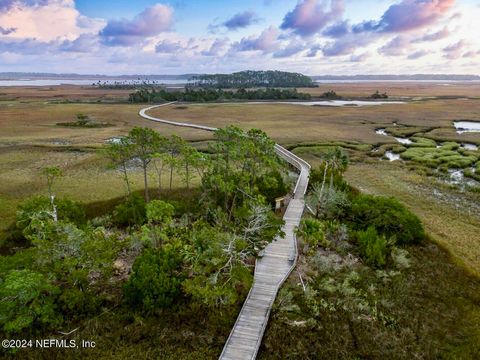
139,103 -> 310,360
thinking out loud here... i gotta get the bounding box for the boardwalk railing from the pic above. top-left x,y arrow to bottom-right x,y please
138,103 -> 310,360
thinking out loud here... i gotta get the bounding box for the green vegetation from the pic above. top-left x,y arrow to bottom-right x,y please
348,194 -> 425,245
401,145 -> 478,169
370,90 -> 388,99
124,245 -> 184,311
0,83 -> 479,358
320,90 -> 341,99
260,148 -> 480,359
188,70 -> 316,88
356,226 -> 388,267
0,125 -> 287,358
128,87 -> 312,103
56,113 -> 113,128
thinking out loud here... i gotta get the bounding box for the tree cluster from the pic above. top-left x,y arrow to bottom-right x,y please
0,126 -> 289,336
128,87 -> 312,103
188,70 -> 317,88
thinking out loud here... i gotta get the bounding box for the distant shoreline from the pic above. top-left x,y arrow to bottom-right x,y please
1,79 -> 480,87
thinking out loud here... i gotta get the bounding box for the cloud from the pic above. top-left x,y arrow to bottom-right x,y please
379,36 -> 411,56
232,26 -> 279,53
201,38 -> 229,56
350,52 -> 369,62
305,44 -> 322,57
0,0 -> 104,42
407,49 -> 429,59
281,0 -> 344,37
59,33 -> 98,53
413,26 -> 450,42
353,0 -> 454,33
100,4 -> 173,46
0,26 -> 16,35
322,32 -> 375,57
443,40 -> 466,59
323,21 -> 349,38
222,11 -> 260,31
273,41 -> 305,58
155,39 -> 183,53
462,50 -> 480,58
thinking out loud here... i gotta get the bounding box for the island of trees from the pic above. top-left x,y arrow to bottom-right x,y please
188,70 -> 317,88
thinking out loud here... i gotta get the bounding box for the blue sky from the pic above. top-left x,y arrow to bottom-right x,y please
0,0 -> 479,75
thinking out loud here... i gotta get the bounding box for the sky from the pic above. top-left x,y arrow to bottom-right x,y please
0,0 -> 479,75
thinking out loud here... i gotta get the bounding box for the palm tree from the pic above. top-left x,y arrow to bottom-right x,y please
327,147 -> 349,191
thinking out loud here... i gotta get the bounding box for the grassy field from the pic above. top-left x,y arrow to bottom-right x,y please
1,83 -> 480,358
1,84 -> 479,265
149,99 -> 480,145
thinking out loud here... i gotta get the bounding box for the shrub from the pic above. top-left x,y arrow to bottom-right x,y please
298,218 -> 329,249
348,194 -> 425,245
357,226 -> 388,268
113,194 -> 146,227
256,170 -> 289,204
16,196 -> 86,232
124,244 -> 184,311
0,270 -> 61,333
146,200 -> 175,224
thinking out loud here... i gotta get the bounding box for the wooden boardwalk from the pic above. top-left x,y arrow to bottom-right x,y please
139,103 -> 310,360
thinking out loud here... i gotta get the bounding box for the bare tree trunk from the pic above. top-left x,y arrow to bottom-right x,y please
153,160 -> 162,192
143,161 -> 149,203
319,163 -> 328,200
50,195 -> 58,222
122,163 -> 131,196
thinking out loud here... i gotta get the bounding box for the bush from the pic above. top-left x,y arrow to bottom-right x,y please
16,196 -> 86,232
146,200 -> 175,224
356,226 -> 388,268
256,170 -> 289,204
348,194 -> 425,245
0,270 -> 61,333
124,244 -> 184,311
113,194 -> 146,227
298,218 -> 329,249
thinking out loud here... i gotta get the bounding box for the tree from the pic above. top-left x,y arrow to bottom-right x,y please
0,270 -> 61,333
164,135 -> 183,190
180,142 -> 204,189
202,126 -> 282,218
151,136 -> 169,192
42,166 -> 62,222
182,224 -> 252,307
327,147 -> 349,191
105,137 -> 134,196
128,127 -> 163,202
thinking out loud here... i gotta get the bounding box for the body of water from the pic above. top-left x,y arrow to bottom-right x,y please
384,151 -> 401,161
394,137 -> 412,145
0,79 -> 188,87
454,121 -> 480,134
248,100 -> 404,107
462,143 -> 479,151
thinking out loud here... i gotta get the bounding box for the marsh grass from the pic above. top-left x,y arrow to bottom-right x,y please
260,242 -> 480,359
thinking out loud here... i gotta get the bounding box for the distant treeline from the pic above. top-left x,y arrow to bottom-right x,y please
188,70 -> 317,89
128,88 -> 312,103
94,80 -> 167,90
